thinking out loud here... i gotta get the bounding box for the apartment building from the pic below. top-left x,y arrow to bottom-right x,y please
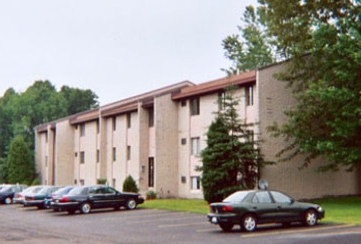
34,63 -> 360,199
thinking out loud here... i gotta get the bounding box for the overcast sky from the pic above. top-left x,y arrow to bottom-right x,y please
0,0 -> 258,105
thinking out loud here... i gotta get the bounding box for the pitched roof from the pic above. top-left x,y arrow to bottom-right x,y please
172,70 -> 256,100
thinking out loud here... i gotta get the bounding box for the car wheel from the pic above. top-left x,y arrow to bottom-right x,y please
126,199 -> 137,210
80,202 -> 91,214
219,222 -> 234,232
242,214 -> 257,232
4,197 -> 12,205
304,209 -> 318,226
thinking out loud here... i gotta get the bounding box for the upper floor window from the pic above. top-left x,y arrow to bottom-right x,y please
80,124 -> 85,137
127,146 -> 131,160
191,137 -> 200,156
245,85 -> 254,106
112,117 -> 116,131
96,120 -> 100,134
112,147 -> 116,162
190,97 -> 200,115
218,91 -> 226,110
148,107 -> 154,127
80,151 -> 85,164
96,149 -> 100,163
127,113 -> 131,128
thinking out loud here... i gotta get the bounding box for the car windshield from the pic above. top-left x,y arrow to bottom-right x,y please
223,191 -> 252,203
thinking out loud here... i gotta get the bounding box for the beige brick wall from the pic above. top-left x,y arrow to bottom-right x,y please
154,94 -> 179,198
54,120 -> 75,185
258,64 -> 358,199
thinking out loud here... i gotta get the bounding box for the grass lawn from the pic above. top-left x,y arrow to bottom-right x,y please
142,196 -> 361,225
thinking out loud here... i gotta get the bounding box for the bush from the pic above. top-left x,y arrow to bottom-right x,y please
122,175 -> 139,193
146,190 -> 157,200
97,178 -> 107,185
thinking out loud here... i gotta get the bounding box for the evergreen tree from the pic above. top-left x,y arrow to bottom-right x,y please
7,135 -> 34,185
122,175 -> 139,193
199,86 -> 267,203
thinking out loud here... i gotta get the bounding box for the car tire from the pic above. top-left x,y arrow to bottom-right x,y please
126,199 -> 137,210
80,202 -> 91,214
219,223 -> 234,232
4,197 -> 12,205
304,209 -> 318,226
241,214 -> 257,232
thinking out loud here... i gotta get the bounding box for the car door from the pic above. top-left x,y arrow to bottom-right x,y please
270,191 -> 300,222
88,186 -> 106,208
102,186 -> 120,208
252,191 -> 278,224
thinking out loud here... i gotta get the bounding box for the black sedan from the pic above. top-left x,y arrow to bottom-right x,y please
51,185 -> 144,214
0,184 -> 27,204
207,190 -> 325,232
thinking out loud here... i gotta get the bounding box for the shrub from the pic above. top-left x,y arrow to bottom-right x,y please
122,175 -> 139,193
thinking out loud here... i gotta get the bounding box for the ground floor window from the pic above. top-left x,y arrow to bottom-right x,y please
191,176 -> 200,190
149,157 -> 154,187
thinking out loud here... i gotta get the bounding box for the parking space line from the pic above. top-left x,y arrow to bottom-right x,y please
242,224 -> 355,238
158,222 -> 207,228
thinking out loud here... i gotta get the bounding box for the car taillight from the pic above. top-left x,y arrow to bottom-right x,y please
59,197 -> 69,203
222,206 -> 234,212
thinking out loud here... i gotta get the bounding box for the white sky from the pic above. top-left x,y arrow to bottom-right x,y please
0,0 -> 258,105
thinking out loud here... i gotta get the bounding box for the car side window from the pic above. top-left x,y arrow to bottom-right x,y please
271,191 -> 292,203
104,187 -> 116,194
254,192 -> 272,203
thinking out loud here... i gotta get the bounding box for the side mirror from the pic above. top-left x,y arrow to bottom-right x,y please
290,199 -> 295,204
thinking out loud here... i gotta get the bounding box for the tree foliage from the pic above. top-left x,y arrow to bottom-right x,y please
0,80 -> 99,183
122,175 -> 139,193
260,0 -> 361,171
7,135 -> 34,185
222,5 -> 275,74
199,87 -> 267,203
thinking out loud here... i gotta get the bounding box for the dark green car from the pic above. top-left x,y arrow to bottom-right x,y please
207,190 -> 325,232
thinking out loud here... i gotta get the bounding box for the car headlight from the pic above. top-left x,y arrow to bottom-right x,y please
317,206 -> 323,212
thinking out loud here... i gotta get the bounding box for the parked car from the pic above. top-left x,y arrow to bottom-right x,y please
207,190 -> 325,232
24,186 -> 61,209
44,186 -> 74,210
0,184 -> 27,204
51,185 -> 144,214
14,185 -> 42,204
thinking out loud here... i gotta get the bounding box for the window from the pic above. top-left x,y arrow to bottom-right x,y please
96,120 -> 100,134
45,132 -> 48,143
181,138 -> 187,145
218,91 -> 226,110
112,147 -> 116,162
112,179 -> 116,188
271,191 -> 293,204
80,151 -> 85,164
79,179 -> 85,186
112,117 -> 116,131
148,157 -> 154,187
96,149 -> 100,163
191,176 -> 200,190
127,146 -> 131,160
127,113 -> 131,128
246,130 -> 254,143
245,85 -> 254,106
191,137 -> 200,155
253,192 -> 272,204
181,100 -> 186,107
190,97 -> 200,115
80,124 -> 85,137
148,107 -> 154,127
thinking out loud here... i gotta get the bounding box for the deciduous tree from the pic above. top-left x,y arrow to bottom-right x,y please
260,0 -> 361,171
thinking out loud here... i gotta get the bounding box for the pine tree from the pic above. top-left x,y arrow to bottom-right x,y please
199,86 -> 267,203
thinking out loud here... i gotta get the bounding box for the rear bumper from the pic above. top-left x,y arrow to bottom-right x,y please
23,200 -> 43,207
51,202 -> 79,211
207,213 -> 237,225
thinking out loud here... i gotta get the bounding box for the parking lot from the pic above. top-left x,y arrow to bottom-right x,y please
1,204 -> 360,244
